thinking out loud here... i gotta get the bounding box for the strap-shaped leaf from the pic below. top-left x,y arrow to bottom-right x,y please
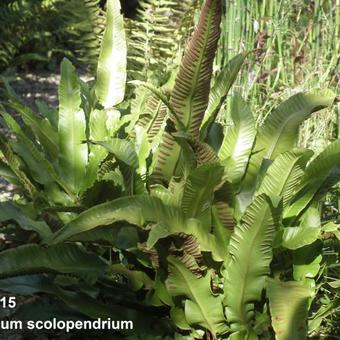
242,90 -> 335,197
200,53 -> 248,140
50,195 -> 221,258
170,0 -> 222,137
257,149 -> 312,208
224,194 -> 281,331
267,279 -> 313,340
150,0 -> 222,184
285,138 -> 340,220
58,58 -> 88,194
218,93 -> 256,185
181,163 -> 224,217
166,256 -> 227,336
91,138 -> 138,168
49,196 -> 187,244
0,244 -> 107,281
150,130 -> 182,183
95,0 -> 126,108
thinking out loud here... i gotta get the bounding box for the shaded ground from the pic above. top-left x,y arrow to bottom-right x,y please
10,70 -> 92,109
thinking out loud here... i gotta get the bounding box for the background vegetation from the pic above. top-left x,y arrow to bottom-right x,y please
0,0 -> 339,339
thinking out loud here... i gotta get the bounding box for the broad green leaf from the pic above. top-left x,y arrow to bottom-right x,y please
91,138 -> 138,168
147,223 -> 170,249
96,0 -> 127,108
49,196 -> 187,244
285,138 -> 340,220
224,194 -> 281,331
50,195 -> 220,259
58,58 -> 88,194
242,90 -> 335,199
292,240 -> 323,283
267,279 -> 313,340
150,184 -> 179,207
166,256 -> 227,336
200,53 -> 248,140
145,270 -> 173,307
0,201 -> 51,239
170,0 -> 222,137
181,163 -> 224,217
170,307 -> 191,330
0,244 -> 107,282
293,254 -> 322,282
280,207 -> 321,250
218,93 -> 256,185
257,149 -> 312,208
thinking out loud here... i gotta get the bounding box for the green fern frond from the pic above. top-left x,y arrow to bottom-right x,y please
54,0 -> 105,66
126,0 -> 200,84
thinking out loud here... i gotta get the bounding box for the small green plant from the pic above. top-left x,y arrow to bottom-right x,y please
0,0 -> 338,339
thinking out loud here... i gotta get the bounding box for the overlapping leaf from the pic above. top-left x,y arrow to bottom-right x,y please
166,256 -> 227,336
224,194 -> 281,331
241,90 -> 335,200
267,279 -> 313,340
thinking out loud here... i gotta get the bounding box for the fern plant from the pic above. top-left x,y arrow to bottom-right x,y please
0,0 -> 338,339
53,0 -> 105,66
126,0 -> 201,85
0,0 -> 59,70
